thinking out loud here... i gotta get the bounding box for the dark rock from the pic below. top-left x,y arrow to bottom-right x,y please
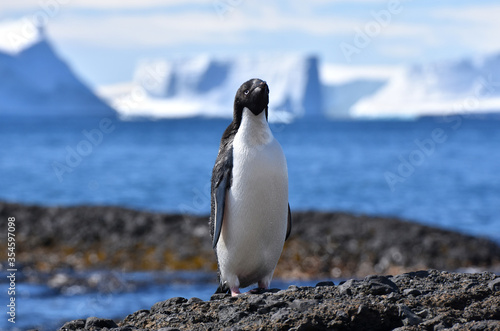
210,293 -> 229,301
488,277 -> 500,291
403,288 -> 422,296
315,281 -> 335,287
364,275 -> 399,295
338,279 -> 358,295
84,317 -> 118,329
398,304 -> 423,326
186,297 -> 203,304
59,319 -> 86,330
448,320 -> 500,330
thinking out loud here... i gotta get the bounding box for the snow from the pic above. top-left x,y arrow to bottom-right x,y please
320,64 -> 402,85
351,54 -> 500,118
102,53 -> 500,120
0,18 -> 115,117
103,54 -> 322,121
0,18 -> 41,55
319,64 -> 401,118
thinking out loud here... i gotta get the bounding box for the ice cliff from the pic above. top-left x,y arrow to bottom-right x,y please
351,54 -> 500,118
107,55 -> 322,121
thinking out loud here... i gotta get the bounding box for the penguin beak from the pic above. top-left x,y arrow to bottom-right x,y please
255,81 -> 268,94
251,82 -> 269,102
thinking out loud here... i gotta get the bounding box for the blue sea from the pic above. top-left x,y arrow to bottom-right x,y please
1,114 -> 499,330
1,115 -> 499,240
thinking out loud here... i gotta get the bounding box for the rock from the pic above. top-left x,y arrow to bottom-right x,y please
84,317 -> 118,329
315,281 -> 335,287
403,288 -> 422,296
59,319 -> 86,330
488,277 -> 500,291
338,279 -> 358,295
398,304 -> 423,326
61,317 -> 118,330
1,202 -> 499,278
57,270 -> 500,330
364,275 -> 399,295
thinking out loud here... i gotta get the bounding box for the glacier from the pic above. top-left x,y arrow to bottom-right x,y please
104,54 -> 322,121
100,52 -> 500,120
351,54 -> 500,118
0,22 -> 115,117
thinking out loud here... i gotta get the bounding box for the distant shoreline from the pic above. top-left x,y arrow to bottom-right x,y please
1,201 -> 499,279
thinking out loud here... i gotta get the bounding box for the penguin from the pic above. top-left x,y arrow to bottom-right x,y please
209,78 -> 292,297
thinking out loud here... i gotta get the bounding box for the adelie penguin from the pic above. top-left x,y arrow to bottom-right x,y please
210,78 -> 292,296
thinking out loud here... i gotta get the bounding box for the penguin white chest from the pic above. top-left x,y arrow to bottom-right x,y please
216,108 -> 288,288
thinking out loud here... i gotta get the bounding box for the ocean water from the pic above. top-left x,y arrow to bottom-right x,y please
1,115 -> 499,241
1,114 -> 500,330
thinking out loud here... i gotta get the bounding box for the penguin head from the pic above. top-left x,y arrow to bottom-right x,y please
233,78 -> 269,122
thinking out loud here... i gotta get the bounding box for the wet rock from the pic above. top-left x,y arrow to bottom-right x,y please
58,270 -> 500,331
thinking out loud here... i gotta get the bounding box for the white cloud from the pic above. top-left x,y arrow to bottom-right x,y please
44,5 -> 364,48
49,13 -> 236,47
0,0 -> 210,12
432,4 -> 500,22
430,4 -> 500,52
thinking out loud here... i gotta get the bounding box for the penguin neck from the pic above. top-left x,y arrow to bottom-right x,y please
236,107 -> 273,146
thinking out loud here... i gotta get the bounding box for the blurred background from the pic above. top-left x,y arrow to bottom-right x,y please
1,0 -> 500,329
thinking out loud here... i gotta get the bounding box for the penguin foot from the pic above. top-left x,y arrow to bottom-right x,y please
230,287 -> 241,297
248,287 -> 267,294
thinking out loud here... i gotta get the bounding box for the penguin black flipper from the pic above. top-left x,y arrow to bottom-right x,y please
210,125 -> 235,249
286,203 -> 292,241
213,173 -> 228,249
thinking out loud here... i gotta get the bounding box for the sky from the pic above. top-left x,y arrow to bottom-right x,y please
1,0 -> 500,88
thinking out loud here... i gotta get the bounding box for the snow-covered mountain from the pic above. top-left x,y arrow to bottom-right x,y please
104,55 -> 322,121
0,21 -> 115,117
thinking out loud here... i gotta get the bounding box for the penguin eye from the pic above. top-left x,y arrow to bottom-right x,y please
244,90 -> 250,95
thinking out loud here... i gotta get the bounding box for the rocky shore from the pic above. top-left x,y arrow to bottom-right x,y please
59,270 -> 500,330
1,202 -> 499,279
1,202 -> 500,330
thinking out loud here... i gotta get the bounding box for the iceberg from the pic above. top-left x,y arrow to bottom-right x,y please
320,64 -> 400,118
104,54 -> 323,121
0,20 -> 115,117
351,53 -> 500,118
